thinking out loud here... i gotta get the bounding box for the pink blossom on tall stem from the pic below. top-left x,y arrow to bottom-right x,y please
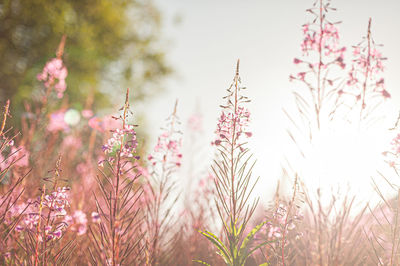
91,211 -> 100,223
89,89 -> 144,265
148,102 -> 183,168
36,36 -> 68,100
301,22 -> 345,63
144,100 -> 182,265
339,19 -> 390,121
102,124 -> 139,160
213,106 -> 252,146
37,58 -> 68,99
391,133 -> 400,155
290,0 -> 346,130
212,62 -> 252,149
42,187 -> 70,217
14,186 -> 70,240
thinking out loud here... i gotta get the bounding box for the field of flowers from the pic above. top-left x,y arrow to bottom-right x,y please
1,0 -> 400,265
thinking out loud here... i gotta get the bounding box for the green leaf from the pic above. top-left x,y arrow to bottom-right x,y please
259,263 -> 269,266
200,230 -> 231,264
193,259 -> 212,266
247,239 -> 274,257
238,221 -> 267,264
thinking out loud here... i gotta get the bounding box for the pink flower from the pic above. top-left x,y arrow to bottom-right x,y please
37,58 -> 68,98
47,110 -> 69,132
102,125 -> 139,159
43,187 -> 70,217
149,129 -> 182,168
13,187 -> 70,241
391,134 -> 400,154
344,32 -> 389,110
381,90 -> 391,99
82,109 -> 94,118
65,210 -> 88,235
213,106 -> 252,146
91,212 -> 100,223
147,106 -> 183,174
293,58 -> 302,64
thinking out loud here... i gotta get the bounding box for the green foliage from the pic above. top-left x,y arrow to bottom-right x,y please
199,221 -> 270,266
0,0 -> 170,120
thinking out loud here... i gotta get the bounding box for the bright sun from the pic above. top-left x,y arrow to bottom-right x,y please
292,109 -> 398,208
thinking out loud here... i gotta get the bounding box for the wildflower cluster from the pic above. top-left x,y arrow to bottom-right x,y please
42,186 -> 70,217
213,106 -> 252,146
290,0 -> 346,130
389,133 -> 400,156
37,58 -> 68,98
338,19 -> 390,120
265,204 -> 303,241
89,89 -> 145,265
12,186 -> 70,241
148,131 -> 182,167
382,132 -> 400,169
101,124 -> 139,163
212,66 -> 252,148
291,1 -> 346,82
198,61 -> 267,266
148,105 -> 182,168
299,23 -> 346,68
143,101 -> 183,265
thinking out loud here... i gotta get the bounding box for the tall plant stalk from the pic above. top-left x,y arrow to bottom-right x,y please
89,89 -> 144,265
197,60 -> 269,266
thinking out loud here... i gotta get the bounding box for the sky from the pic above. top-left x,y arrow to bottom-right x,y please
144,0 -> 400,204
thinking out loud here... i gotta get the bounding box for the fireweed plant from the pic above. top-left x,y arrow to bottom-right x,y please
259,175 -> 303,266
196,60 -> 270,266
283,0 -> 391,264
20,36 -> 69,197
12,156 -> 74,265
88,89 -> 144,265
336,18 -> 390,126
289,0 -> 390,133
36,35 -> 68,100
2,0 -> 400,265
290,0 -> 346,133
0,101 -> 31,264
368,132 -> 400,265
144,100 -> 182,265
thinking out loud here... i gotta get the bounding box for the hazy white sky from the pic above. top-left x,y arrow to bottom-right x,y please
145,0 -> 400,202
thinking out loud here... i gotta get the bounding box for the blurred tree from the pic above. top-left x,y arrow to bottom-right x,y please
0,0 -> 170,118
